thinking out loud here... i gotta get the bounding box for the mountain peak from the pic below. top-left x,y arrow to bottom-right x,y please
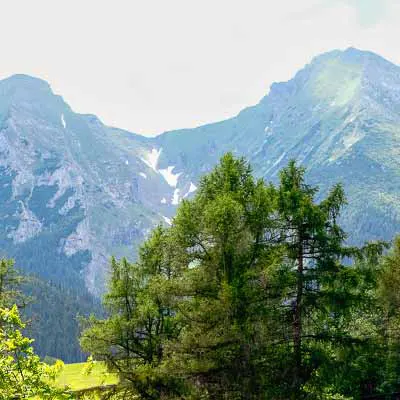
265,47 -> 400,110
1,74 -> 52,92
309,47 -> 397,71
0,74 -> 70,117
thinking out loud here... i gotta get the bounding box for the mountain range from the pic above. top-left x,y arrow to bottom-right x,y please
1,47 -> 400,360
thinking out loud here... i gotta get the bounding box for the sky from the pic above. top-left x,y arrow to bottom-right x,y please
1,0 -> 399,135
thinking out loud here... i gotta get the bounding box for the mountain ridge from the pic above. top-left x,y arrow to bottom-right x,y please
1,47 -> 400,359
152,46 -> 400,242
2,46 -> 399,290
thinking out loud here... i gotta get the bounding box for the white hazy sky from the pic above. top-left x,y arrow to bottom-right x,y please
1,0 -> 399,135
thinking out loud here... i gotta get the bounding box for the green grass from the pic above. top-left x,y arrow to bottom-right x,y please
55,362 -> 118,392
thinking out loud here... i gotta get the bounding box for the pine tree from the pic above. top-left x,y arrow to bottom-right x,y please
80,227 -> 182,399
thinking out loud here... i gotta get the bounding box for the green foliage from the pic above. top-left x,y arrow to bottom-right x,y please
160,153 -> 278,399
0,256 -> 75,398
81,229 -> 183,399
0,256 -> 99,366
0,305 -> 70,400
0,258 -> 27,308
376,237 -> 400,393
24,278 -> 102,363
81,153 -> 400,399
274,160 -> 352,396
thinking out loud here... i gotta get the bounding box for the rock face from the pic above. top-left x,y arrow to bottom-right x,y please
0,75 -> 165,296
1,48 -> 400,299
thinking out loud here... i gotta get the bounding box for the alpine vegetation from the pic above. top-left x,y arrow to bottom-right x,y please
80,154 -> 398,399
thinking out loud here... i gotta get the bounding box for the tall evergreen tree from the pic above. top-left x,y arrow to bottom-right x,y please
0,258 -> 27,309
80,227 -> 182,399
276,161 -> 348,395
273,161 -> 389,399
164,153 -> 277,399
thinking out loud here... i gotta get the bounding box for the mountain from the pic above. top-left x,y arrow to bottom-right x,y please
1,48 -> 400,359
156,47 -> 400,243
0,75 -> 180,360
0,75 -> 166,296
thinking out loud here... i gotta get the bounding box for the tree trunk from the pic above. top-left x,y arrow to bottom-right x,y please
292,241 -> 304,396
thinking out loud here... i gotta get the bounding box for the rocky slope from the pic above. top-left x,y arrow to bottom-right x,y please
3,48 -> 400,295
156,48 -> 400,244
0,75 -> 169,296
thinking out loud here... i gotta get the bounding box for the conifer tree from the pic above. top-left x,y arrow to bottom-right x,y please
273,161 -> 386,398
377,236 -> 400,393
80,227 -> 182,399
275,161 -> 348,394
0,258 -> 27,309
163,153 -> 277,399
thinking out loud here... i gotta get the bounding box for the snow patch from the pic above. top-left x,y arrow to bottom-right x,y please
162,215 -> 172,225
139,172 -> 147,179
183,182 -> 197,198
141,148 -> 162,171
161,197 -> 167,204
159,166 -> 181,187
188,182 -> 197,194
61,114 -> 66,129
264,126 -> 273,137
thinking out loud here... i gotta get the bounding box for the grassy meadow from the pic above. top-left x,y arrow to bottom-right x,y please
55,362 -> 118,392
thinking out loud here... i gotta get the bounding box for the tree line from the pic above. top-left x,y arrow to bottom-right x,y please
1,153 -> 400,399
